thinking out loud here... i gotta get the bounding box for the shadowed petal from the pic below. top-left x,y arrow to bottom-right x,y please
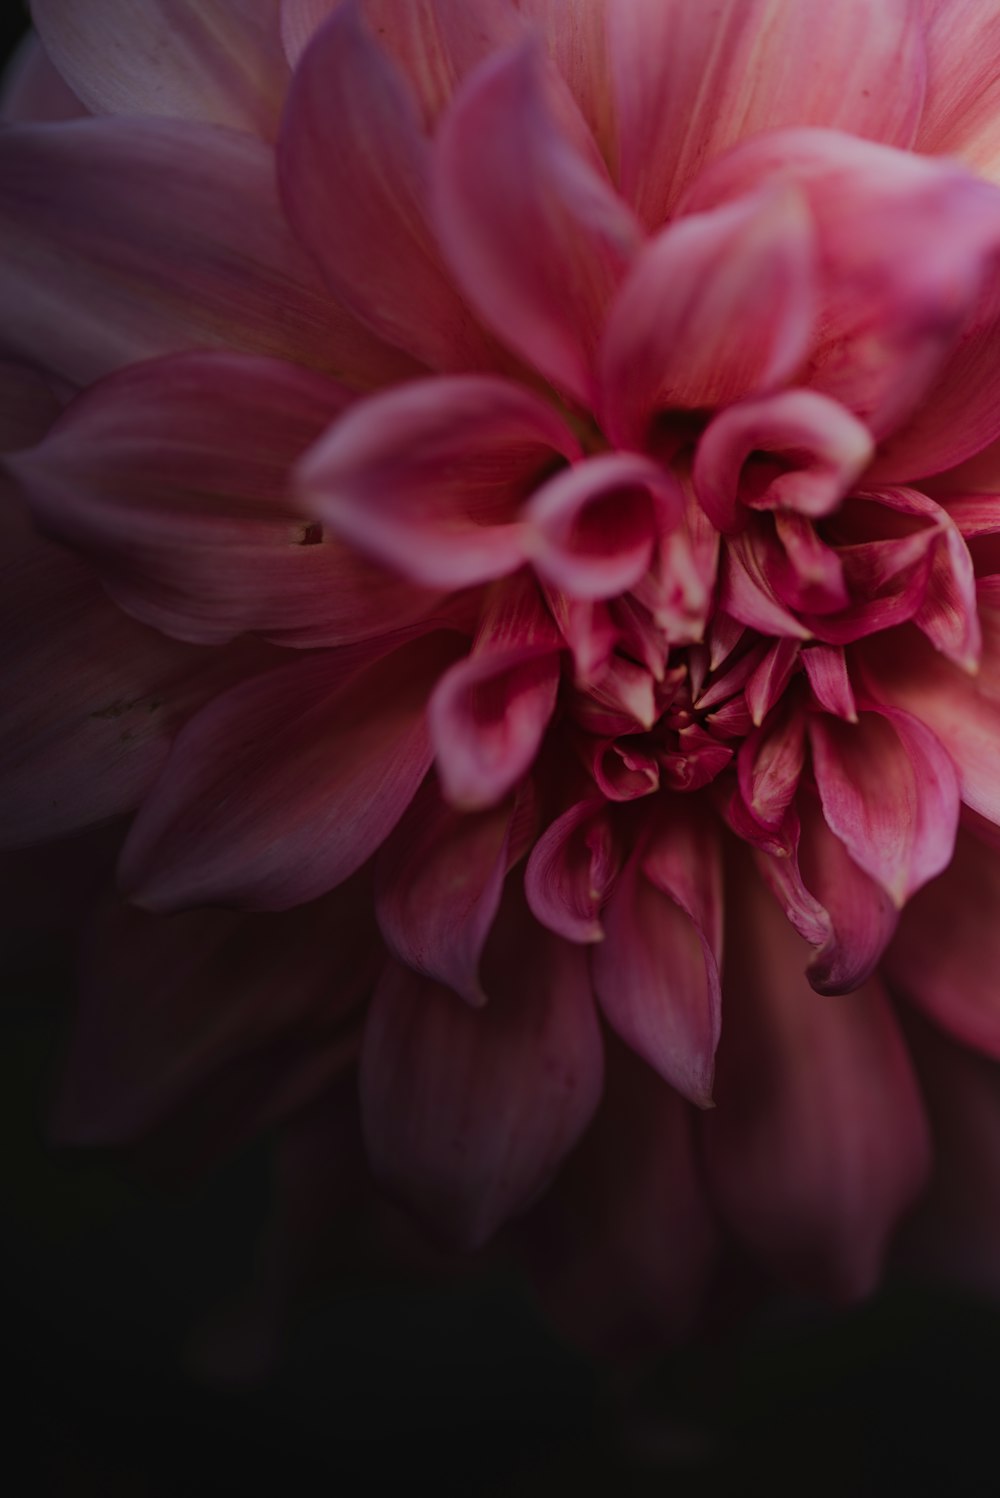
525,797 -> 620,943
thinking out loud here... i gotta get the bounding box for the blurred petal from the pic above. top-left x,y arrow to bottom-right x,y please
1,31 -> 86,122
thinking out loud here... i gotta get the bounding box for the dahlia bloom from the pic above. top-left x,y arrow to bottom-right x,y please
6,0 -> 1000,1351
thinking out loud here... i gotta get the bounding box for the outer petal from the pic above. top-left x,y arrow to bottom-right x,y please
599,187 -> 816,451
591,801 -> 722,1106
0,515 -> 263,849
1,31 -> 86,122
375,777 -> 525,1006
609,0 -> 925,227
704,862 -> 931,1300
53,879 -> 377,1145
887,829 -> 1000,1059
917,0 -> 1000,178
525,797 -> 620,943
514,0 -> 614,163
120,631 -> 463,912
434,40 -> 641,406
809,706 -> 960,907
278,2 -> 492,370
32,0 -> 288,138
297,375 -> 578,589
360,896 -> 604,1249
10,352 -> 440,648
0,118 -> 411,390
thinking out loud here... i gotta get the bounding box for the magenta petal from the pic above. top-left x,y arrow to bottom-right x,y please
120,631 -> 462,912
278,2 -> 491,371
591,801 -> 722,1106
375,777 -> 522,1006
525,797 -> 620,943
525,452 -> 681,601
429,578 -> 562,809
693,389 -> 873,534
33,0 -> 287,137
600,186 -> 816,451
809,706 -> 960,906
10,352 -> 441,648
704,863 -> 930,1300
719,531 -> 814,640
802,645 -> 858,721
609,0 -> 925,227
745,640 -> 801,728
298,374 -> 578,589
737,706 -> 806,834
0,117 -> 411,390
360,902 -> 604,1249
434,40 -> 641,405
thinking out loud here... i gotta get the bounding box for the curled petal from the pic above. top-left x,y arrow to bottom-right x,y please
693,389 -> 873,534
592,802 -> 722,1106
720,531 -> 814,640
0,118 -> 409,389
121,631 -> 463,912
525,798 -> 621,943
737,705 -> 806,834
32,0 -> 287,137
525,452 -> 682,601
360,900 -> 604,1249
297,375 -> 578,589
704,862 -> 930,1300
600,186 -> 816,450
278,1 -> 491,370
434,40 -> 641,406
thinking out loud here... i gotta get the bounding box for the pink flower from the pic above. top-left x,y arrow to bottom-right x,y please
6,0 -> 1000,1351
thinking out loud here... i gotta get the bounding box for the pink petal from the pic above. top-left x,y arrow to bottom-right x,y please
600,186 -> 816,451
375,777 -> 522,1006
589,738 -> 660,802
719,531 -> 814,641
12,352 -> 440,648
120,631 -> 463,912
33,1 -> 288,138
609,0 -> 925,227
360,898 -> 604,1249
54,878 -> 376,1145
917,0 -> 1000,174
514,0 -> 614,164
745,639 -> 801,728
802,645 -> 858,721
524,452 -> 681,601
0,514 -> 264,849
737,705 -> 806,834
525,797 -> 620,943
693,389 -> 873,534
570,651 -> 656,736
682,130 -> 1000,440
1,32 -> 86,122
277,2 -> 492,371
0,117 -> 411,390
433,39 -> 641,406
523,1038 -> 718,1358
703,862 -> 930,1300
770,513 -> 849,617
297,374 -> 578,589
887,829 -> 1000,1060
429,577 -> 562,809
591,801 -> 722,1106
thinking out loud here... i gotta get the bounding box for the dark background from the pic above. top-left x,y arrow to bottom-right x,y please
4,6 -> 1000,1493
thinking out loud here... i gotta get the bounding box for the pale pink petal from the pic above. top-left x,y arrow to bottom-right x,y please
693,389 -> 873,534
120,632 -> 463,912
0,118 -> 411,390
11,352 -> 441,648
682,130 -> 1000,440
375,777 -> 521,1006
433,40 -> 641,406
887,829 -> 1000,1059
809,706 -> 960,907
917,0 -> 1000,176
54,878 -> 376,1144
360,899 -> 604,1249
525,797 -> 620,942
1,32 -> 86,122
297,375 -> 578,589
802,645 -> 858,721
524,1039 -> 718,1358
0,514 -> 265,849
514,0 -> 614,163
277,2 -> 492,371
32,0 -> 288,137
704,863 -> 930,1300
524,452 -> 681,601
429,580 -> 562,809
591,802 -> 722,1106
599,186 -> 816,451
609,0 -> 924,227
